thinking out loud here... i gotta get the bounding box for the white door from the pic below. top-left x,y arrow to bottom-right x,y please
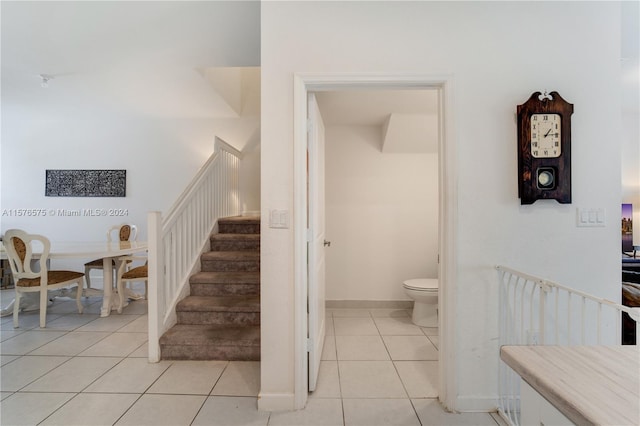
307,92 -> 326,392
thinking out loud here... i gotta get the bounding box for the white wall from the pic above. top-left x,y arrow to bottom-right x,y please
261,1 -> 622,411
325,125 -> 438,301
1,2 -> 261,271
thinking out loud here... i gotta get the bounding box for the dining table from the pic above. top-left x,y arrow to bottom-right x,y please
0,240 -> 147,318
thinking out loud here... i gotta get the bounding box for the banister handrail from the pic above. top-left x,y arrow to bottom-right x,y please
496,265 -> 640,319
147,137 -> 241,362
215,136 -> 242,159
163,137 -> 241,230
496,265 -> 639,426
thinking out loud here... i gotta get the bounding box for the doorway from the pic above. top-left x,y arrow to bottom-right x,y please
293,73 -> 458,411
316,89 -> 439,305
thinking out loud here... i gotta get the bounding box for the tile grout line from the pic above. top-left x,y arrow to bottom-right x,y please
327,311 -> 347,426
0,303 -> 133,424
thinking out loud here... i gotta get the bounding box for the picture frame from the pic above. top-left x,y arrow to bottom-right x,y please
45,169 -> 126,197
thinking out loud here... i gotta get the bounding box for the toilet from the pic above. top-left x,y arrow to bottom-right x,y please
402,278 -> 438,327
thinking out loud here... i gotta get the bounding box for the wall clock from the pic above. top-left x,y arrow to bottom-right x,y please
517,91 -> 573,204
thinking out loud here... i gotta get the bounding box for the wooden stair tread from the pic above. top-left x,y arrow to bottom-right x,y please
160,324 -> 260,347
201,251 -> 260,261
217,216 -> 260,225
210,233 -> 260,241
177,295 -> 260,312
190,271 -> 260,284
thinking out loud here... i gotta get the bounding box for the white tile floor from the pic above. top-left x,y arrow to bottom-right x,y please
0,290 -> 504,426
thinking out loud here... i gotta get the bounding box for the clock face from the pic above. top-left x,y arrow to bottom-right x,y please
530,113 -> 561,158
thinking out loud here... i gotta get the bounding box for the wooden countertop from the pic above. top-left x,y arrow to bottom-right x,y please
501,345 -> 639,426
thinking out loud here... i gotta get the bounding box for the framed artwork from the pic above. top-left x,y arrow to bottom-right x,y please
45,170 -> 126,197
622,203 -> 633,253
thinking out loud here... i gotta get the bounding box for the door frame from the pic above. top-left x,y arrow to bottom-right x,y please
293,73 -> 458,411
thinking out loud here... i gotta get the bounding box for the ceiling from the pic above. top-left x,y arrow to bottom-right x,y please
315,90 -> 440,153
315,90 -> 439,127
1,1 -> 636,123
1,1 -> 261,119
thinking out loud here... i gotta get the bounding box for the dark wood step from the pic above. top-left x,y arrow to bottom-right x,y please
190,271 -> 259,296
201,251 -> 259,272
218,216 -> 260,234
210,233 -> 260,252
176,295 -> 260,325
160,324 -> 260,360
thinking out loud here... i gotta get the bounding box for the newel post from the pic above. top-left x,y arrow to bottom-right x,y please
148,211 -> 163,362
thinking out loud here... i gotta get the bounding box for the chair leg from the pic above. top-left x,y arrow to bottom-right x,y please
39,287 -> 48,328
13,291 -> 21,328
85,266 -> 92,290
76,279 -> 84,314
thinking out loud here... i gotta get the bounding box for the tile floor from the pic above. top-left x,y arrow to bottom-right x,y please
1,289 -> 504,425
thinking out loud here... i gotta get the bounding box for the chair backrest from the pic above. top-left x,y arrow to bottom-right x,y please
3,229 -> 50,281
106,224 -> 138,243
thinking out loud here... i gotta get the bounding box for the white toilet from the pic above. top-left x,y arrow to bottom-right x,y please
402,278 -> 438,327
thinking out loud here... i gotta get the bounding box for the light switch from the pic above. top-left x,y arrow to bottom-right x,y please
577,208 -> 606,227
580,211 -> 589,223
269,209 -> 289,229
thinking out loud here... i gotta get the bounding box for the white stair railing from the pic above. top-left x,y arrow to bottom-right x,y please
496,265 -> 640,426
147,137 -> 241,362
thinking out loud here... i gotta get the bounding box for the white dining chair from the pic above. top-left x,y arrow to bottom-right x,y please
84,223 -> 137,290
115,256 -> 148,313
3,229 -> 85,328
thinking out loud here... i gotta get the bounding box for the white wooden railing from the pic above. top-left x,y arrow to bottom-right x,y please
147,137 -> 241,362
496,265 -> 640,426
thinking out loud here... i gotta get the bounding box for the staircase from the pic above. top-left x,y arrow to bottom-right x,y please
159,216 -> 260,360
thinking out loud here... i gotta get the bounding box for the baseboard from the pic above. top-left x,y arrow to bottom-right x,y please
454,395 -> 499,413
257,392 -> 296,411
326,300 -> 412,309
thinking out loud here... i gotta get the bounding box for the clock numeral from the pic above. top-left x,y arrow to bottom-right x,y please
554,141 -> 559,147
533,150 -> 538,156
533,115 -> 538,121
543,150 -> 549,155
543,115 -> 549,120
532,133 -> 537,139
532,142 -> 538,147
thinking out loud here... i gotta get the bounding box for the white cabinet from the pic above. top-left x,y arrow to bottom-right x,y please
520,380 -> 573,426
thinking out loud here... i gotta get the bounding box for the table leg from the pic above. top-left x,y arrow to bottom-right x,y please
100,257 -> 113,317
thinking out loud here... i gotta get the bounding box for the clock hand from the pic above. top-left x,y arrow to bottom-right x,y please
543,128 -> 552,137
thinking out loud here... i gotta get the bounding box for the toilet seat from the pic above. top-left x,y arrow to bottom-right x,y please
403,278 -> 438,292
